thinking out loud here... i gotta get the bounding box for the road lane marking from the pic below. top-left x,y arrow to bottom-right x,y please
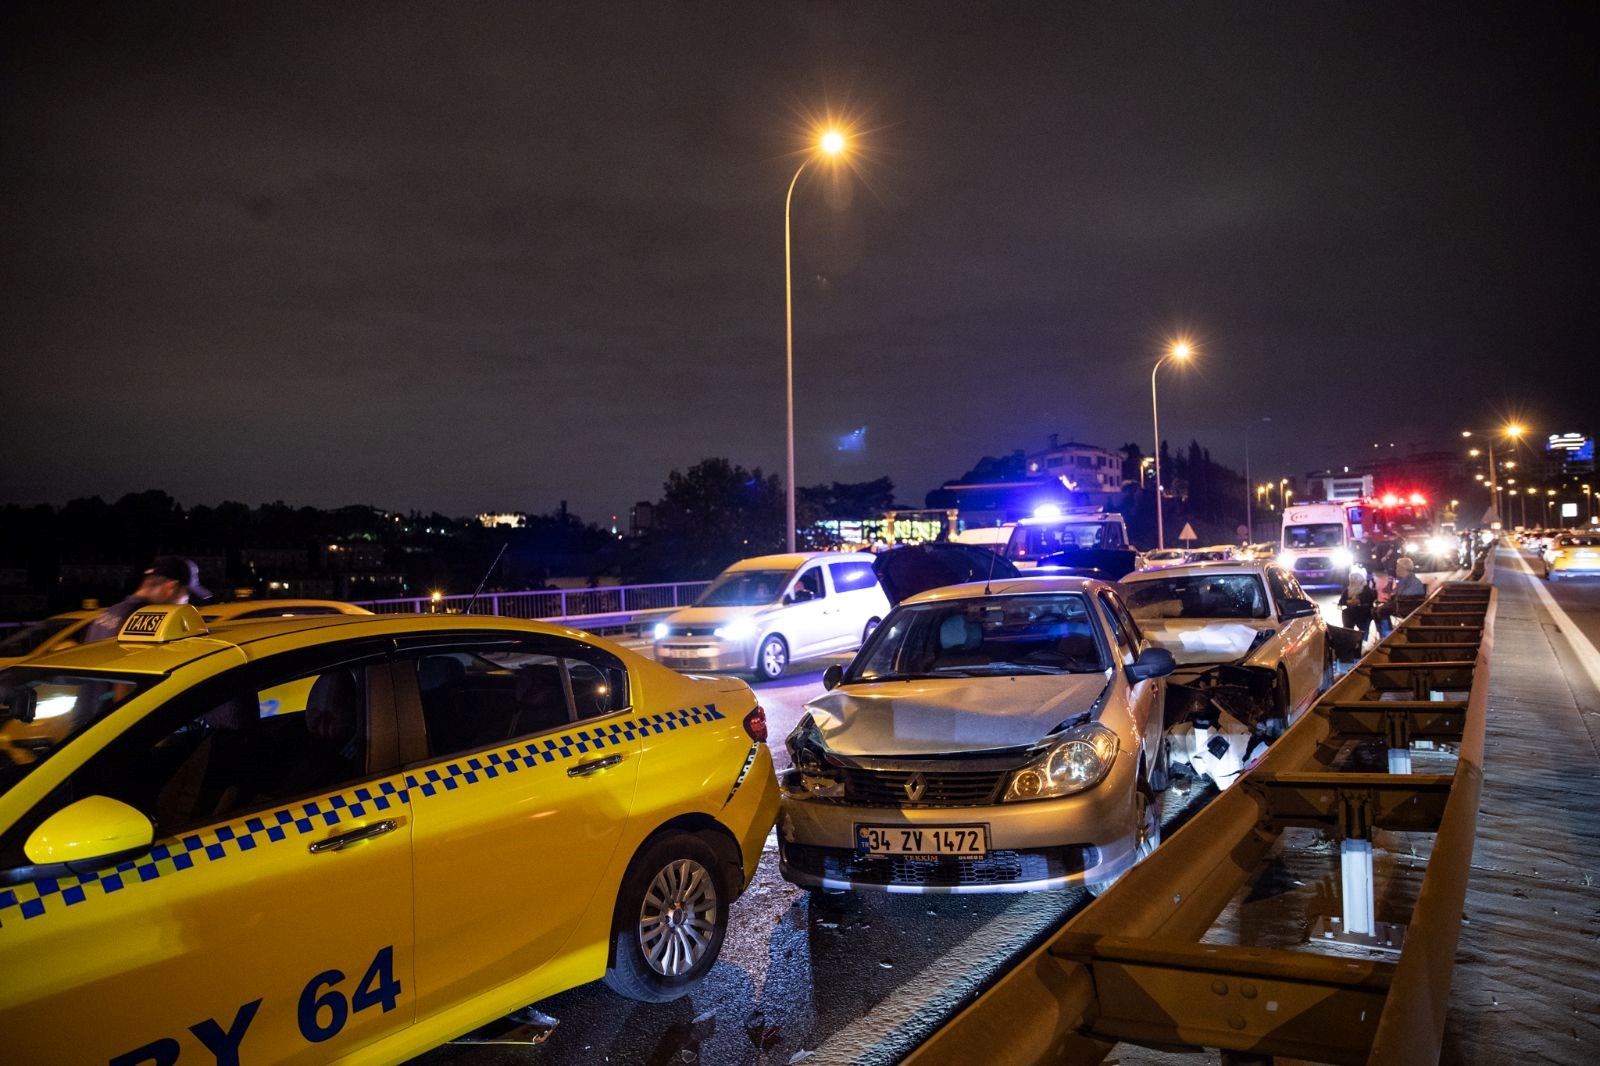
1506,549 -> 1600,696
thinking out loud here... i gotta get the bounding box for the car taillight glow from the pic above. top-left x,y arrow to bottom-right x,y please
743,705 -> 768,743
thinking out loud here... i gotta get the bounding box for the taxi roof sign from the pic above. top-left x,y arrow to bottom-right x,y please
119,604 -> 209,643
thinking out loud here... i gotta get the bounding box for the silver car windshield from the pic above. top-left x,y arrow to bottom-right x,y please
1123,574 -> 1270,621
849,593 -> 1106,681
696,570 -> 791,607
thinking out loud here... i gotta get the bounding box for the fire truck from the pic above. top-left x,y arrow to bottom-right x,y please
1279,492 -> 1443,586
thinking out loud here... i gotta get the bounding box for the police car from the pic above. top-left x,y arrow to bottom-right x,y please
0,605 -> 779,1064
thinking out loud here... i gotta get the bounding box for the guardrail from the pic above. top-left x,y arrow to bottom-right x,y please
352,580 -> 710,634
909,576 -> 1494,1066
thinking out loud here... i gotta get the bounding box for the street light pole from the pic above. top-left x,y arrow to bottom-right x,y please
1244,416 -> 1271,543
782,129 -> 847,554
1150,342 -> 1191,550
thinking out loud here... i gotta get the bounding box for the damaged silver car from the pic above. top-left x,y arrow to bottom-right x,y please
776,556 -> 1175,897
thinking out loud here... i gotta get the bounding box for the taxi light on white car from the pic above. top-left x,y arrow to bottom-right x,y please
1003,724 -> 1119,801
714,619 -> 757,640
1331,548 -> 1354,569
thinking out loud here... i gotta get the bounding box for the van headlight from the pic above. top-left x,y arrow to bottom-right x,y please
1331,548 -> 1354,568
714,618 -> 757,640
653,622 -> 671,640
1277,553 -> 1295,569
1427,536 -> 1451,555
1004,724 -> 1120,801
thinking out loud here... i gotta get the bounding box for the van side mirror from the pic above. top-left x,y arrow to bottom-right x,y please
1126,646 -> 1176,683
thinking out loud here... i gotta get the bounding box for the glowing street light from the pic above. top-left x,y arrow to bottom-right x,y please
783,126 -> 850,552
1462,423 -> 1528,528
1150,340 -> 1193,549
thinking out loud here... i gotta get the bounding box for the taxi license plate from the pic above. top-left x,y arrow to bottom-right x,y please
855,824 -> 988,859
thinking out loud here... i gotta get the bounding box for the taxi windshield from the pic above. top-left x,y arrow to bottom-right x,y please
0,668 -> 157,796
849,593 -> 1106,681
697,570 -> 791,607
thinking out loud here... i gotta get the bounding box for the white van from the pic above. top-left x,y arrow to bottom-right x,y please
1279,503 -> 1356,587
652,552 -> 890,681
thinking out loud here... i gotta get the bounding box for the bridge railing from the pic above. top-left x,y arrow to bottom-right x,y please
909,576 -> 1495,1066
352,580 -> 711,634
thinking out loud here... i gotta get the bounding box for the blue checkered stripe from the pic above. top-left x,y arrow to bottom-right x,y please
0,703 -> 724,929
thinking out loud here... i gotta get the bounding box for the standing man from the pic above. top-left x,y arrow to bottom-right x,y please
83,556 -> 210,642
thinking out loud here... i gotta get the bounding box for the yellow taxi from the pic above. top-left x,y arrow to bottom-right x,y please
0,605 -> 779,1064
0,601 -> 371,671
0,609 -> 99,670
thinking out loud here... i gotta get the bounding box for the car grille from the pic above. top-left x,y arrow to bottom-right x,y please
662,625 -> 718,638
839,767 -> 1009,808
1294,556 -> 1332,570
784,843 -> 1098,888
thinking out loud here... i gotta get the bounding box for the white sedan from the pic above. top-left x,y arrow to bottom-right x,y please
1119,560 -> 1328,787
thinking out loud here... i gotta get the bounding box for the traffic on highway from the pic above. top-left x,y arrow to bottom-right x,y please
2,494 -> 1524,1064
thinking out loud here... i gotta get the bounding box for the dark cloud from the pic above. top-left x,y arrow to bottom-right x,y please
3,1 -> 1595,518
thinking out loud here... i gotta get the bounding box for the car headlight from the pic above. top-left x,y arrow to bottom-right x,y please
1004,724 -> 1120,801
1331,548 -> 1354,568
1428,536 -> 1451,555
714,618 -> 757,640
1404,541 -> 1418,554
652,622 -> 671,640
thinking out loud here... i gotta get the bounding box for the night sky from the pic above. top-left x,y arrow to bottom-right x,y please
4,2 -> 1595,522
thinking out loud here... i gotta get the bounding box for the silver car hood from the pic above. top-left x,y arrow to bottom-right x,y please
807,672 -> 1111,756
1138,619 -> 1270,664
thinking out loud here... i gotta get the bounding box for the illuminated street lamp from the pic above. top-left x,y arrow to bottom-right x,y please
1462,423 -> 1525,527
1585,483 -> 1593,523
784,127 -> 848,552
1150,340 -> 1192,549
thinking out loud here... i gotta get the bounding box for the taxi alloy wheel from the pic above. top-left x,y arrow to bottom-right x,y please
639,858 -> 718,977
605,832 -> 729,1002
756,635 -> 788,681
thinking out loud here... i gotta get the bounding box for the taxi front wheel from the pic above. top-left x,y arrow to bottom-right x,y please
604,832 -> 729,1002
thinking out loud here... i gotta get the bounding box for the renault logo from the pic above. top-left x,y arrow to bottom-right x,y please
903,772 -> 927,803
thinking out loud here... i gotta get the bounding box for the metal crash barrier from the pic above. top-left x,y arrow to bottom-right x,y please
908,579 -> 1494,1066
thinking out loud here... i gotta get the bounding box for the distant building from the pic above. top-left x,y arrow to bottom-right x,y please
1547,432 -> 1594,475
1025,436 -> 1123,493
927,437 -> 1125,525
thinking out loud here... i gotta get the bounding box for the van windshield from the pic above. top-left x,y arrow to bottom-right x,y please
697,570 -> 791,607
1284,523 -> 1346,549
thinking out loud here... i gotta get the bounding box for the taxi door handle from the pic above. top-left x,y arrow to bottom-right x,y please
308,819 -> 398,855
568,754 -> 624,778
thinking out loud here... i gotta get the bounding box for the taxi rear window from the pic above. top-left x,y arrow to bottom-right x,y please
0,668 -> 158,796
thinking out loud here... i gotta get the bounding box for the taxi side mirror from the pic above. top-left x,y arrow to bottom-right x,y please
822,664 -> 844,690
25,795 -> 154,869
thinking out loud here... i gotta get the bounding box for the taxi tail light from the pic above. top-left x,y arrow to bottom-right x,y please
743,705 -> 769,743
